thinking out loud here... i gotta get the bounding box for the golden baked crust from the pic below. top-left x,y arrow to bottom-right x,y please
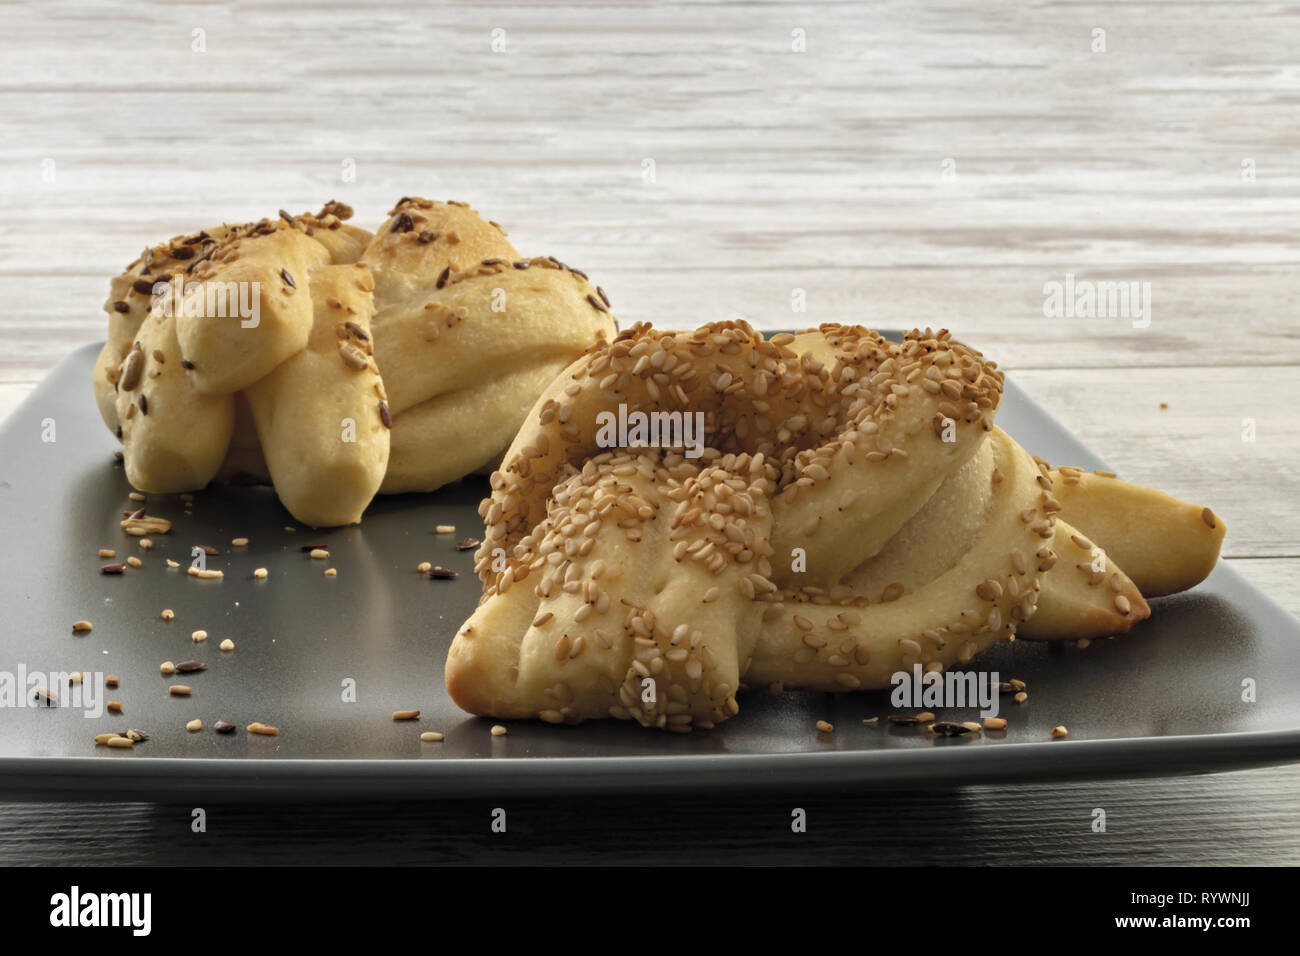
95,199 -> 616,525
447,321 -> 1225,731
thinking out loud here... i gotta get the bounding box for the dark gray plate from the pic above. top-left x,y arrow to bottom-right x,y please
2,342 -> 1298,799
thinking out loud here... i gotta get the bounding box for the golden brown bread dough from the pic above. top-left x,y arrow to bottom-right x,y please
448,322 -> 1226,731
94,199 -> 615,525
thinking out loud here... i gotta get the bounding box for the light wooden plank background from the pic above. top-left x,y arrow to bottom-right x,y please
0,0 -> 1297,864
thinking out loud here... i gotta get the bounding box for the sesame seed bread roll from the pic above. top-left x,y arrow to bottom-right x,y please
244,263 -> 388,527
455,321 -> 1228,730
1045,468 -> 1226,597
747,427 -> 1047,691
370,259 -> 619,418
176,225 -> 331,396
381,355 -> 576,494
1017,519 -> 1149,641
113,304 -> 236,493
447,451 -> 770,730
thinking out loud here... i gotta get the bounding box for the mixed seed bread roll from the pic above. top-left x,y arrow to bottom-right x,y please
448,322 -> 1226,731
94,199 -> 616,525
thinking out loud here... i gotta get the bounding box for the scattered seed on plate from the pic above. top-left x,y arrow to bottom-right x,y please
101,564 -> 126,575
191,629 -> 207,643
309,548 -> 329,560
129,491 -> 146,502
983,717 -> 1008,731
175,661 -> 207,673
1052,725 -> 1069,739
254,567 -> 268,579
284,526 -> 296,533
393,709 -> 420,720
417,561 -> 432,573
324,568 -> 337,577
435,525 -> 455,534
456,538 -> 480,551
490,724 -> 507,737
126,556 -> 142,568
420,732 -> 444,742
214,720 -> 236,734
961,721 -> 983,733
107,700 -> 122,713
1014,691 -> 1029,704
161,608 -> 174,621
815,720 -> 834,733
194,545 -> 218,556
916,711 -> 936,722
247,722 -> 278,736
169,685 -> 191,696
68,672 -> 83,685
166,559 -> 180,569
106,736 -> 134,749
139,538 -> 153,550
928,721 -> 973,736
862,717 -> 879,724
231,537 -> 249,547
72,620 -> 93,632
106,675 -> 119,688
188,567 -> 223,579
186,718 -> 203,732
94,733 -> 119,745
220,638 -> 234,652
98,549 -> 116,558
427,566 -> 457,579
160,661 -> 175,675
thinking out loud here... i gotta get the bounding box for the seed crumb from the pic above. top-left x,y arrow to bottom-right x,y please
490,724 -> 508,737
254,567 -> 268,579
420,731 -> 444,742
191,629 -> 207,643
220,638 -> 234,652
393,709 -> 420,720
816,720 -> 834,733
1051,725 -> 1069,739
186,718 -> 203,732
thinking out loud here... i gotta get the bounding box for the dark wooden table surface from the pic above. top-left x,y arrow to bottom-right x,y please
1,1 -> 1297,865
